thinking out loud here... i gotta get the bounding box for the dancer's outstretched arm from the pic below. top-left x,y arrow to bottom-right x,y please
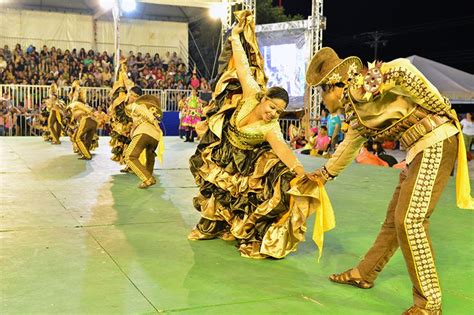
266,128 -> 305,176
230,22 -> 260,98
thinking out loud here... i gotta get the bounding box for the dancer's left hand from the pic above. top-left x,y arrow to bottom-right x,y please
232,21 -> 245,36
306,170 -> 327,185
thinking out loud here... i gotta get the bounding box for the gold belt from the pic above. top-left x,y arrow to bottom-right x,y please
400,115 -> 451,149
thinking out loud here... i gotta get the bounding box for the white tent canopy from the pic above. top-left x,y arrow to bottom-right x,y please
406,55 -> 474,103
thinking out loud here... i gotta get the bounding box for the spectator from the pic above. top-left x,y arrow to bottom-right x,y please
290,128 -> 308,149
0,43 -> 211,94
316,108 -> 328,127
356,142 -> 389,167
162,51 -> 171,70
460,112 -> 474,160
190,73 -> 200,90
0,54 -> 6,70
370,141 -> 398,167
3,45 -> 12,62
327,110 -> 341,150
310,126 -> 331,155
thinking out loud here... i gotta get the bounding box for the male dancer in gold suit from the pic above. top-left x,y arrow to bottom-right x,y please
67,89 -> 98,160
306,47 -> 472,315
124,95 -> 163,188
47,83 -> 65,144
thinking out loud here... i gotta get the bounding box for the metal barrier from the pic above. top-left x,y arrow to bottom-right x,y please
1,84 -> 302,138
1,85 -> 213,112
163,89 -> 191,112
1,113 -> 302,139
0,113 -> 44,137
279,118 -> 302,141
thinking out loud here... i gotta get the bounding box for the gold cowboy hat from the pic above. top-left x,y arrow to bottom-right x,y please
110,61 -> 135,96
49,83 -> 58,97
71,80 -> 80,90
77,89 -> 87,103
306,47 -> 363,86
135,95 -> 162,115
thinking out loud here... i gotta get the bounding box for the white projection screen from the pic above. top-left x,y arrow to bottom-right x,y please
257,21 -> 309,110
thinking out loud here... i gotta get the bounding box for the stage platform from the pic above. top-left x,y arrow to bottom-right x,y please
1,137 -> 473,314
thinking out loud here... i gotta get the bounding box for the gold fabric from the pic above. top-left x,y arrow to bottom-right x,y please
125,134 -> 158,182
356,137 -> 457,310
125,103 -> 164,163
325,58 -> 473,209
405,142 -> 443,310
194,145 -> 334,259
75,117 -> 98,159
68,101 -> 94,122
213,11 -> 267,99
265,176 -> 336,261
208,10 -> 267,139
454,120 -> 474,209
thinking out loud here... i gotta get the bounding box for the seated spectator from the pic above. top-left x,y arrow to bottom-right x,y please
190,73 -> 200,90
153,53 -> 161,68
0,43 -> 213,93
290,128 -> 308,149
162,51 -> 171,70
102,66 -> 112,84
0,54 -> 6,70
371,141 -> 398,167
356,142 -> 389,167
301,126 -> 331,156
382,140 -> 397,150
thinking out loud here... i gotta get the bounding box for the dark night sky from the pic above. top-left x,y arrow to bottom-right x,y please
277,0 -> 474,74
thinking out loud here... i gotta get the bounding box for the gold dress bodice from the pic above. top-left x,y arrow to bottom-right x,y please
227,96 -> 282,150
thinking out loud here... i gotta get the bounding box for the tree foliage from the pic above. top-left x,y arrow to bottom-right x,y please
256,0 -> 304,24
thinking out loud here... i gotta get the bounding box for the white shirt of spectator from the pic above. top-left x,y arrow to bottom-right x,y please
461,118 -> 474,136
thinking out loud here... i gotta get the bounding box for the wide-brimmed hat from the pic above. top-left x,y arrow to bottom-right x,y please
306,47 -> 363,86
49,83 -> 58,97
135,95 -> 162,115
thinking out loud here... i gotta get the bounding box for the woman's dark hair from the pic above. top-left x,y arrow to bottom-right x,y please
266,86 -> 289,105
130,86 -> 143,96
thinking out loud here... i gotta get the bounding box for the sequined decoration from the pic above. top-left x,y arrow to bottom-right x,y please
327,72 -> 342,84
363,67 -> 383,95
405,141 -> 443,310
384,67 -> 452,117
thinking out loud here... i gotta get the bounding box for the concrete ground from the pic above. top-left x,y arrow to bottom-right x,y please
1,137 -> 473,314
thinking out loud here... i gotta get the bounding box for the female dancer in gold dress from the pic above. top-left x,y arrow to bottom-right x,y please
188,11 -> 334,259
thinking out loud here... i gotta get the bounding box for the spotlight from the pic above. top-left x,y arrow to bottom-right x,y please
209,3 -> 227,20
99,0 -> 114,10
121,0 -> 136,12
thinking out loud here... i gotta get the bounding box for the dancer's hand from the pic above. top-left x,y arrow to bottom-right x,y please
232,21 -> 245,37
294,165 -> 305,176
306,169 -> 327,185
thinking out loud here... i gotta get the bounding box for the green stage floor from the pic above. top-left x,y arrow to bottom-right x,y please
1,137 -> 473,314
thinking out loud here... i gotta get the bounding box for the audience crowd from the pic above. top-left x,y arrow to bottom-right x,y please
0,44 -> 211,91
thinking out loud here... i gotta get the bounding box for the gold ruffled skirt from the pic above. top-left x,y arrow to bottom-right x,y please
189,116 -> 328,259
